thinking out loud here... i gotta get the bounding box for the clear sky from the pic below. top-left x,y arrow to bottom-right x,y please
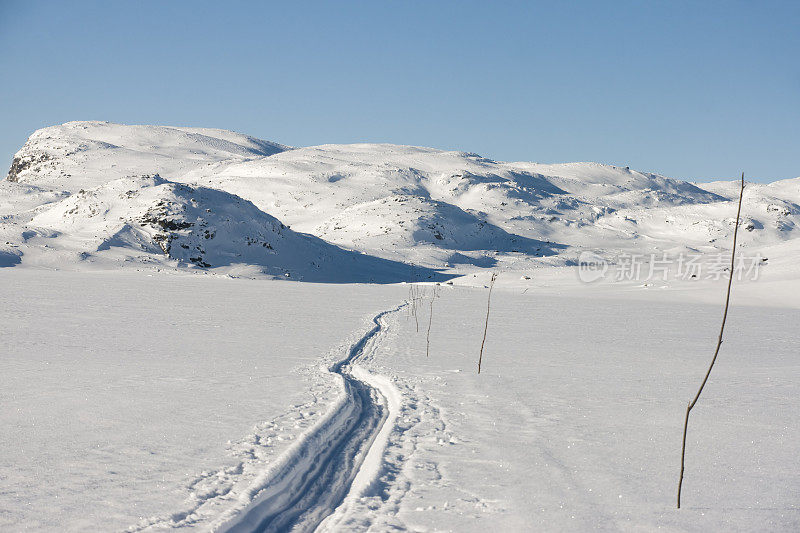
1,0 -> 797,183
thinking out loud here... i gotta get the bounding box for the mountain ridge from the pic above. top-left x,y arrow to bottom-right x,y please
4,121 -> 798,279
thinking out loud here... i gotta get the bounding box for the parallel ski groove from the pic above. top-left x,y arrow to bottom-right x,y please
219,304 -> 404,533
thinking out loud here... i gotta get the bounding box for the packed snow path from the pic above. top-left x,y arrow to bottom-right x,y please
218,305 -> 405,533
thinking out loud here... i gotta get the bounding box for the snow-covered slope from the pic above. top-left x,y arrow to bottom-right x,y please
4,122 -> 799,277
6,121 -> 289,189
6,174 -> 442,282
194,145 -> 732,262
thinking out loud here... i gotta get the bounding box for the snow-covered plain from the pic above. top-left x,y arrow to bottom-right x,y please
2,269 -> 798,532
2,122 -> 799,531
0,269 -> 406,531
361,280 -> 800,532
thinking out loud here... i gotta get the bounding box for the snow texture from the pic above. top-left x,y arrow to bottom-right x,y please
2,122 -> 800,532
5,121 -> 799,277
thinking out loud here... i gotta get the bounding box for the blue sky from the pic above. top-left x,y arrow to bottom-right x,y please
1,0 -> 797,183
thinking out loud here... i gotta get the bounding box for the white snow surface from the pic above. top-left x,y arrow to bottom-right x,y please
2,268 -> 799,532
0,270 -> 406,531
2,122 -> 800,532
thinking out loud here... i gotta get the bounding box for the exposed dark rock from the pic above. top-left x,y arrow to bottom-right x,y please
6,153 -> 50,182
140,212 -> 194,231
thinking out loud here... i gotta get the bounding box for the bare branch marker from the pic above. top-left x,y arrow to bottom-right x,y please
426,284 -> 439,358
677,172 -> 745,509
407,284 -> 422,332
412,284 -> 420,333
477,272 -> 498,374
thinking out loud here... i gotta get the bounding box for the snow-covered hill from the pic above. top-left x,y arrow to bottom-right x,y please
7,121 -> 289,189
4,174 -> 436,282
4,121 -> 799,278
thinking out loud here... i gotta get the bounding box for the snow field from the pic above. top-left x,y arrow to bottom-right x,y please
346,283 -> 800,532
1,269 -> 798,531
2,120 -> 799,531
0,269 -> 405,532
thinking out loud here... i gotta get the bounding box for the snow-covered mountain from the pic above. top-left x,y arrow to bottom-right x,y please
7,121 -> 288,188
22,174 -> 433,282
4,121 -> 799,278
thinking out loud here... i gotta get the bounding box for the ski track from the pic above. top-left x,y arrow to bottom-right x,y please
215,304 -> 405,533
125,303 -> 408,533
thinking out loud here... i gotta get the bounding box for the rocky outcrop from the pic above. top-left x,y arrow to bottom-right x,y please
6,153 -> 50,182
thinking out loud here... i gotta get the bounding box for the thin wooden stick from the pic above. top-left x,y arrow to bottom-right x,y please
426,285 -> 439,357
677,172 -> 745,509
413,285 -> 420,333
477,272 -> 497,374
408,284 -> 421,332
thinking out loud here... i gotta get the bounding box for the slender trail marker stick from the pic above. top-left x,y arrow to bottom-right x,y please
413,285 -> 420,333
426,285 -> 438,358
477,272 -> 497,374
677,172 -> 745,509
408,284 -> 421,332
